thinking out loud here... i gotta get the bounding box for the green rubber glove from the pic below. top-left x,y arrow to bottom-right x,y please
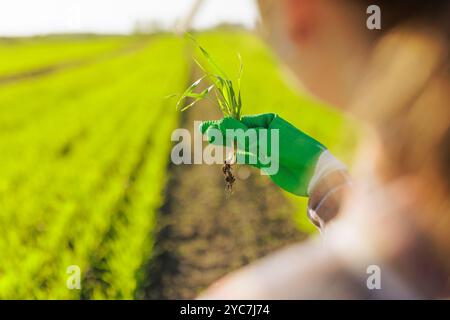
200,113 -> 329,196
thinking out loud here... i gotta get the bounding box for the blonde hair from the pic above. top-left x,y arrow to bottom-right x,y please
350,14 -> 450,277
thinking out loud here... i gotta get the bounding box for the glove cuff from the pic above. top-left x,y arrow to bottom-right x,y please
307,150 -> 347,195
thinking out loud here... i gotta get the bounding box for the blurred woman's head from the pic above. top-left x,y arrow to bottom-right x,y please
257,0 -> 450,290
258,0 -> 448,108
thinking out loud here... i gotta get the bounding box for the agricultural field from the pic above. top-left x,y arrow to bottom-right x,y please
0,31 -> 357,299
0,36 -> 138,79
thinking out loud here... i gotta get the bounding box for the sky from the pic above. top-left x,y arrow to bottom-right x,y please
0,0 -> 259,36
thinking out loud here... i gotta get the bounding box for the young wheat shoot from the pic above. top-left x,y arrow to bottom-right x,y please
175,36 -> 244,194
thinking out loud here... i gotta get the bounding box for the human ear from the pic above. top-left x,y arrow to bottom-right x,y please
282,0 -> 317,43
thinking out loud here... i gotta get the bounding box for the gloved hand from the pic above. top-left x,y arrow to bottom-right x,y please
200,113 -> 346,197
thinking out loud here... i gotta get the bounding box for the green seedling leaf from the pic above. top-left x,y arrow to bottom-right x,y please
198,46 -> 227,79
176,75 -> 206,110
176,35 -> 244,120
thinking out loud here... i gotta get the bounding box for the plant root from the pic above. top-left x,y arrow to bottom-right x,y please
222,160 -> 235,196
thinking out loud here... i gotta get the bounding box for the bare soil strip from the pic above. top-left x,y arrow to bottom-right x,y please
0,39 -> 149,86
141,70 -> 306,299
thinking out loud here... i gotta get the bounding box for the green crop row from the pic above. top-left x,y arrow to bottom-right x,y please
0,35 -> 188,299
0,36 -> 139,78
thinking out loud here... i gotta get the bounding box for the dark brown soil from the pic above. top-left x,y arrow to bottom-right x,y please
141,72 -> 306,299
